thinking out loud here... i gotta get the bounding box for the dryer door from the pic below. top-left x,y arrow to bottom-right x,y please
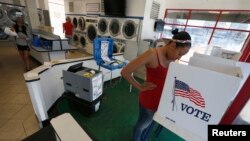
72,34 -> 79,45
109,19 -> 120,37
78,17 -> 86,31
98,18 -> 108,35
80,36 -> 86,48
123,20 -> 137,39
72,17 -> 78,29
7,7 -> 24,22
87,24 -> 97,42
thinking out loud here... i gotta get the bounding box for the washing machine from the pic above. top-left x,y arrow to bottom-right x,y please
78,32 -> 87,49
0,5 -> 9,25
122,18 -> 141,41
72,16 -> 78,31
6,5 -> 28,25
85,16 -> 98,54
71,31 -> 80,47
109,18 -> 123,39
0,5 -> 9,40
78,16 -> 86,32
97,16 -> 111,37
113,38 -> 126,53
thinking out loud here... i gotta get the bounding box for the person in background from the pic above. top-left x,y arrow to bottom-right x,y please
121,29 -> 192,141
63,16 -> 73,43
12,17 -> 31,71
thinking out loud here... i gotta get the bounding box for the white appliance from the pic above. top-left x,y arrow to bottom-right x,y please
113,39 -> 126,53
97,17 -> 111,37
85,15 -> 98,54
72,16 -> 78,31
78,16 -> 86,32
6,5 -> 28,25
78,32 -> 87,49
108,18 -> 122,39
121,18 -> 141,41
72,32 -> 80,47
0,5 -> 9,25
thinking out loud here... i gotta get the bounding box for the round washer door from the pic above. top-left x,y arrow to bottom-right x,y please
109,19 -> 120,37
98,18 -> 108,35
7,7 -> 24,22
80,36 -> 86,47
87,24 -> 97,42
123,20 -> 137,39
73,17 -> 78,29
73,34 -> 79,45
78,17 -> 86,31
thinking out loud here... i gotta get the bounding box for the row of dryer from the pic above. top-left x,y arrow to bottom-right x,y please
66,14 -> 142,54
0,3 -> 29,40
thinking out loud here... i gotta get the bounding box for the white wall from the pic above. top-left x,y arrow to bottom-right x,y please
126,0 -> 145,17
165,0 -> 250,10
140,0 -> 167,40
25,0 -> 40,29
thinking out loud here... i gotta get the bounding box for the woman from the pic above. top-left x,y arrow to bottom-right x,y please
12,17 -> 31,71
121,29 -> 192,141
63,16 -> 73,42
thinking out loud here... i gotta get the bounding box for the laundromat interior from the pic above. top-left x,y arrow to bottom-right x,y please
0,0 -> 250,141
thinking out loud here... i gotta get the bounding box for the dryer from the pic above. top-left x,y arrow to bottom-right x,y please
113,38 -> 126,53
122,18 -> 141,41
97,17 -> 111,37
78,16 -> 86,32
71,32 -> 80,47
6,5 -> 27,24
0,6 -> 9,41
0,5 -> 9,25
72,16 -> 78,31
85,16 -> 98,54
109,18 -> 123,39
78,32 -> 87,49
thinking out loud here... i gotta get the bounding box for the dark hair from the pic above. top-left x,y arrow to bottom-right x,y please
171,28 -> 191,48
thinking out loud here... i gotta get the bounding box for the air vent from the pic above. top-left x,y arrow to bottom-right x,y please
150,1 -> 160,19
69,2 -> 74,12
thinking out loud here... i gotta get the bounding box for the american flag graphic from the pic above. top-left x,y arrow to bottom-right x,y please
175,79 -> 205,108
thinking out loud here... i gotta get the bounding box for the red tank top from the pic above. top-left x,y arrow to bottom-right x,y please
63,22 -> 73,36
139,49 -> 168,111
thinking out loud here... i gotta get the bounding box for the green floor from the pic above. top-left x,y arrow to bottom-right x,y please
51,78 -> 184,141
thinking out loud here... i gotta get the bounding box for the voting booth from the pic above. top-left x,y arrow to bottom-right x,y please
153,53 -> 250,141
23,113 -> 93,141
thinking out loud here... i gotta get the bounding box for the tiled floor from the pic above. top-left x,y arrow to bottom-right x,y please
0,41 -> 91,141
0,41 -> 40,141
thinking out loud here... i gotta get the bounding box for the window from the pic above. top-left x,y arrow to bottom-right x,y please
162,9 -> 250,62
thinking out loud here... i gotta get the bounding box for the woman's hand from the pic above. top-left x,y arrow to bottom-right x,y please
140,82 -> 157,92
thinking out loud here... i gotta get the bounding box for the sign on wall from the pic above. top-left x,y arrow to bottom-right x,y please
86,3 -> 100,13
